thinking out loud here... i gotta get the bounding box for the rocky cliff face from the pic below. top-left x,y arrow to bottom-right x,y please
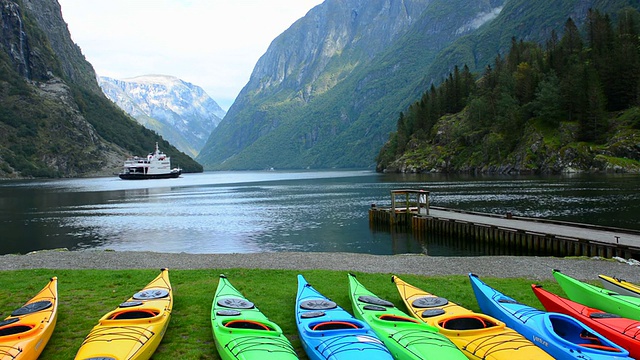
0,0 -> 201,178
99,75 -> 225,158
197,0 -> 507,170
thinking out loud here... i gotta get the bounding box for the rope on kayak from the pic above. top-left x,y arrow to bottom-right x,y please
316,334 -> 390,358
462,331 -> 542,358
622,321 -> 640,337
0,345 -> 21,359
225,335 -> 298,357
81,325 -> 155,345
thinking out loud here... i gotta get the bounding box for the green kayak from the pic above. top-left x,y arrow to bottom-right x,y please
211,274 -> 299,360
553,270 -> 640,321
347,273 -> 466,360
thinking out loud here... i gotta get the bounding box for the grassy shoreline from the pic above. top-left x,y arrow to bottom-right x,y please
0,268 -> 567,360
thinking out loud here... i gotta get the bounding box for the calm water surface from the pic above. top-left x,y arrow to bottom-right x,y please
0,171 -> 638,256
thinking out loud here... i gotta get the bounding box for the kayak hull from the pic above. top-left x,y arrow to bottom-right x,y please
74,269 -> 173,360
598,274 -> 640,298
469,273 -> 630,360
296,275 -> 393,360
0,277 -> 58,360
347,273 -> 466,360
392,275 -> 552,360
554,270 -> 640,321
532,283 -> 640,359
211,275 -> 298,360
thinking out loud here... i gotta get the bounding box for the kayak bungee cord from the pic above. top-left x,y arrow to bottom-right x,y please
81,326 -> 154,344
0,345 -> 21,359
463,333 -> 539,357
224,335 -> 297,356
491,293 -> 541,323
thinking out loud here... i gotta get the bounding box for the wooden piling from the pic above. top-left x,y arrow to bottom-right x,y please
370,198 -> 640,259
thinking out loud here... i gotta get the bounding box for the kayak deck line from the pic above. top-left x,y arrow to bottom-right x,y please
371,189 -> 640,259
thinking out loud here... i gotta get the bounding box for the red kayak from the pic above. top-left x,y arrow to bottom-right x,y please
532,284 -> 640,358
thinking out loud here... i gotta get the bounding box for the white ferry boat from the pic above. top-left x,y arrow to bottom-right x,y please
119,143 -> 182,180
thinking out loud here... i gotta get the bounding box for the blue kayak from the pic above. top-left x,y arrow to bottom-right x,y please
296,275 -> 393,360
468,273 -> 631,360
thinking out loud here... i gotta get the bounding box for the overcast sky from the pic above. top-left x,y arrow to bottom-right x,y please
58,0 -> 324,111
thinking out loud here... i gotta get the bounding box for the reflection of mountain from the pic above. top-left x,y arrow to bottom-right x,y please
99,75 -> 226,158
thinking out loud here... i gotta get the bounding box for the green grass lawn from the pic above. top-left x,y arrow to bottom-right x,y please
0,268 -> 565,359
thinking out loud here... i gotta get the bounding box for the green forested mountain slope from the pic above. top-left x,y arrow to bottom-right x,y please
0,0 -> 201,178
198,0 -> 636,171
197,0 -> 506,170
377,7 -> 640,174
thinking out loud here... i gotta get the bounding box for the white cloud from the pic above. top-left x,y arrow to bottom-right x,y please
58,0 -> 324,110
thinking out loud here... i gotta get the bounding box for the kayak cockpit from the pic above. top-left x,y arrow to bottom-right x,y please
439,315 -> 498,330
310,321 -> 362,331
547,314 -> 622,352
109,309 -> 159,320
224,320 -> 274,331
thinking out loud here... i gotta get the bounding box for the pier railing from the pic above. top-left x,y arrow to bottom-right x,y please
370,189 -> 640,259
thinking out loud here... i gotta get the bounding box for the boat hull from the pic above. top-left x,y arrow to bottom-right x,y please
469,273 -> 630,360
392,275 -> 551,360
296,275 -> 393,360
347,273 -> 466,360
532,284 -> 640,359
599,274 -> 640,298
554,270 -> 640,321
74,269 -> 172,360
211,275 -> 298,360
118,170 -> 181,180
0,277 -> 58,360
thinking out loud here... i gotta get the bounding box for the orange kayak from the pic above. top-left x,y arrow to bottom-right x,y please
0,277 -> 58,360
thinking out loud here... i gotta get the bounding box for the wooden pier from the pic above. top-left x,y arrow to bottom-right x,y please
370,189 -> 640,259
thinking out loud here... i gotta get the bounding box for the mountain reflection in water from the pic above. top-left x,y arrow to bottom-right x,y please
0,171 -> 638,256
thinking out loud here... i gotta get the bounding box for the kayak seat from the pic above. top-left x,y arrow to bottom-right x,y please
440,316 -> 494,330
379,314 -> 420,323
312,321 -> 361,331
224,320 -> 271,331
110,310 -> 158,320
0,324 -> 33,336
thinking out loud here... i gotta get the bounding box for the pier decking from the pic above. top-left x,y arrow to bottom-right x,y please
370,190 -> 640,259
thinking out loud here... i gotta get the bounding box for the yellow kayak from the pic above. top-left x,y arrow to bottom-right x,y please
0,277 -> 58,360
599,274 -> 640,298
75,269 -> 172,360
392,275 -> 552,360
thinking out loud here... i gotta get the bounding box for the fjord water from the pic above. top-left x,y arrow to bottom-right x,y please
0,171 -> 638,256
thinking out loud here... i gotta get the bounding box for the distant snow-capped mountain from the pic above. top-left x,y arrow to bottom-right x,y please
99,75 -> 225,158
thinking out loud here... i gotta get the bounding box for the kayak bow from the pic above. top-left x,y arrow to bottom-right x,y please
347,273 -> 466,360
392,275 -> 552,360
74,268 -> 172,360
211,274 -> 298,360
0,277 -> 58,360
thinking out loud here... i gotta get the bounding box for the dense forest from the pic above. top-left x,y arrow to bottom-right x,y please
376,8 -> 640,173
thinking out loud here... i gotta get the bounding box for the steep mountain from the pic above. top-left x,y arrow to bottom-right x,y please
198,0 -> 638,170
197,0 -> 507,170
99,75 -> 225,158
0,0 -> 201,178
